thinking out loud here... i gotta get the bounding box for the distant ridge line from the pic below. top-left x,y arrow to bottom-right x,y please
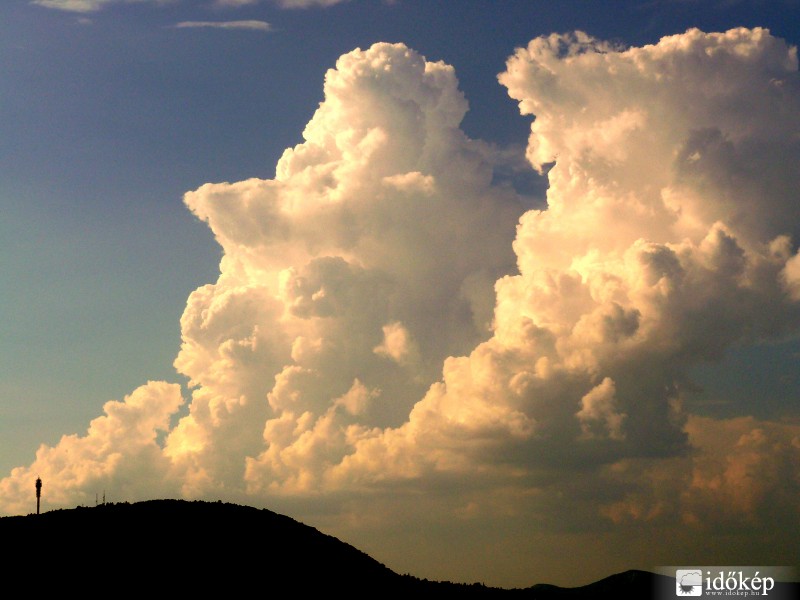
2,499 -> 791,598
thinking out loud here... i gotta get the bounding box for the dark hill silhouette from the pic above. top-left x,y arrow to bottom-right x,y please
0,499 -> 729,597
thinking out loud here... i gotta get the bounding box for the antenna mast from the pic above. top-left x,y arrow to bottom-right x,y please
35,477 -> 42,515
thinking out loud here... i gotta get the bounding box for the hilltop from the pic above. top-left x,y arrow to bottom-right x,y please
1,499 -> 671,597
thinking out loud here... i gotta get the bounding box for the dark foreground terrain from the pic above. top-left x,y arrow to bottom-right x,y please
0,500 -> 793,598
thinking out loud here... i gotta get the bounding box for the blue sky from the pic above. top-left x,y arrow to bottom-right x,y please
2,0 -> 800,588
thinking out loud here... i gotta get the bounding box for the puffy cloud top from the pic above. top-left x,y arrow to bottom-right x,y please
2,28 -> 799,584
173,41 -> 525,495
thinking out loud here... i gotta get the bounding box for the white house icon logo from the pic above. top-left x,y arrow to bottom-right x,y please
676,570 -> 703,596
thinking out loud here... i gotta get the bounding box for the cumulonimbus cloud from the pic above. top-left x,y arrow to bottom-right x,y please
2,27 -> 799,580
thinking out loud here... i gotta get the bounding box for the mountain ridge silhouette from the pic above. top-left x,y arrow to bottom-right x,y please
0,499 -> 684,597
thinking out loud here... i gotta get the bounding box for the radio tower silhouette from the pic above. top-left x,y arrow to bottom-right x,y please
35,477 -> 42,515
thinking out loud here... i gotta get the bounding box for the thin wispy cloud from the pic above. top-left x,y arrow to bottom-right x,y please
32,0 -> 116,12
33,0 -> 346,12
212,0 -> 261,7
275,0 -> 349,6
175,19 -> 272,31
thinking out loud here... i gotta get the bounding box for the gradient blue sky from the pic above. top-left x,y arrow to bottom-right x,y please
2,0 -> 800,586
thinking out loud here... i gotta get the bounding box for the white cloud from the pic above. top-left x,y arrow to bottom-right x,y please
373,321 -> 420,367
783,247 -> 800,300
330,25 -> 799,478
577,377 -> 626,440
33,0 -> 113,11
600,415 -> 800,528
2,27 -> 800,585
174,20 -> 272,31
274,0 -> 348,7
334,379 -> 379,416
32,0 -> 161,13
33,0 -> 344,12
0,382 -> 183,515
173,41 -> 525,496
212,0 -> 260,7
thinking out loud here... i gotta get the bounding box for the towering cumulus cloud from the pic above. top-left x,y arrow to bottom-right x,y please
327,29 -> 800,546
2,29 -> 799,583
166,42 -> 525,495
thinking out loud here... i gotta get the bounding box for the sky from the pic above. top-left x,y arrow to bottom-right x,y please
2,0 -> 800,589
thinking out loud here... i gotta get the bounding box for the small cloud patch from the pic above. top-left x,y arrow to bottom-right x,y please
174,20 -> 272,32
